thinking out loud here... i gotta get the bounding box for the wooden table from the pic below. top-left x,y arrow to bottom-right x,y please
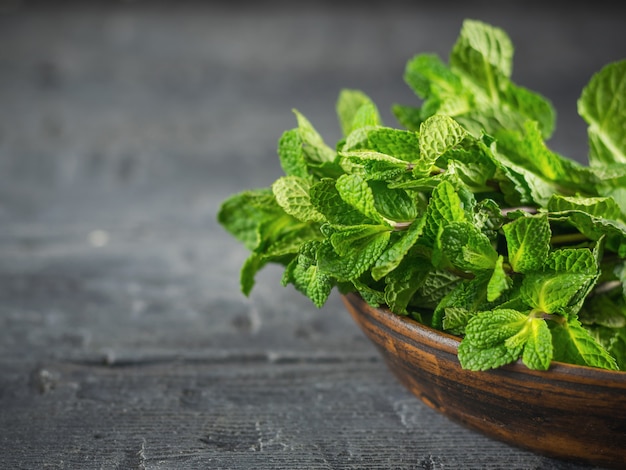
1,2 -> 624,468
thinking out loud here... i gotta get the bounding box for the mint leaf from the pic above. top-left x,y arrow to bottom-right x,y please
578,60 -> 626,166
422,180 -> 467,245
337,89 -> 380,137
272,176 -> 325,223
487,255 -> 511,302
310,179 -> 369,226
335,174 -> 386,225
551,316 -> 619,370
521,271 -> 595,314
277,128 -> 309,178
460,308 -> 553,371
435,221 -> 498,273
318,228 -> 390,281
371,215 -> 426,280
218,188 -> 283,251
293,109 -> 336,163
417,115 -> 468,173
502,214 -> 551,273
283,241 -> 333,308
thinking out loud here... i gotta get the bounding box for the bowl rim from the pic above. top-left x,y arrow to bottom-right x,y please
343,292 -> 626,386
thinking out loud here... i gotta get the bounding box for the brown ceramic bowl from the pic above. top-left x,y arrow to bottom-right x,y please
342,292 -> 626,469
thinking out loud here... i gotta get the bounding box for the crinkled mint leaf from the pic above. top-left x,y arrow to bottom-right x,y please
336,89 -> 380,137
344,127 -> 421,162
310,178 -> 371,226
272,176 -> 326,223
544,247 -> 597,275
383,261 -> 430,315
521,271 -> 595,314
495,120 -> 600,193
433,273 -> 490,330
371,215 -> 426,281
368,181 -> 419,222
504,315 -> 552,370
317,228 -> 390,282
548,194 -> 623,220
335,173 -> 386,225
450,19 -> 555,139
217,188 -> 283,251
487,255 -> 511,302
282,241 -> 333,308
416,115 -> 468,163
502,214 -> 551,273
464,308 -> 527,348
435,220 -> 498,273
457,340 -> 522,371
460,308 -> 553,371
339,150 -> 409,181
578,59 -> 626,167
551,316 -> 619,370
293,109 -> 336,163
403,53 -> 470,122
277,128 -> 309,179
422,180 -> 467,245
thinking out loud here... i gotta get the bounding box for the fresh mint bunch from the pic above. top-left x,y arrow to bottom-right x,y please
218,19 -> 626,372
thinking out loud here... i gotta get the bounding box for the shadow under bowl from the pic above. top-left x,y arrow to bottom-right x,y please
342,292 -> 626,469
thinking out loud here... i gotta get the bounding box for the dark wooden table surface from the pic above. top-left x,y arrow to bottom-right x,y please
2,2 -> 625,469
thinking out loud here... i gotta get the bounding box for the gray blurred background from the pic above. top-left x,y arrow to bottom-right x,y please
1,2 -> 625,469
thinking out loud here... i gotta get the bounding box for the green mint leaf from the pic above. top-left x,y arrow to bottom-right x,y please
277,128 -> 309,178
371,215 -> 426,280
435,220 -> 498,273
383,262 -> 430,315
343,127 -> 421,162
391,103 -> 424,131
433,273 -> 490,330
457,340 -> 522,371
283,242 -> 333,308
487,255 -> 511,302
217,188 -> 283,251
309,179 -> 370,226
240,253 -> 266,296
336,89 -> 379,137
504,315 -> 552,370
417,115 -> 468,174
442,307 -> 473,335
494,120 -> 600,193
551,316 -> 619,370
502,214 -> 551,273
415,268 -> 461,312
329,224 -> 390,257
450,19 -> 555,139
272,176 -> 325,223
403,53 -> 469,122
293,109 -> 336,163
339,150 -> 410,181
463,308 -> 527,348
335,173 -> 386,224
578,60 -> 626,166
547,194 -> 622,220
317,228 -> 390,281
460,308 -> 553,371
520,271 -> 595,314
369,181 -> 419,222
422,180 -> 467,245
544,248 -> 597,275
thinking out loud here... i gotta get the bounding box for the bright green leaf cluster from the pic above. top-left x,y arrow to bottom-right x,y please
217,19 -> 626,372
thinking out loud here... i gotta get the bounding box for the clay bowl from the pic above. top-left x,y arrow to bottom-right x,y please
341,292 -> 626,469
